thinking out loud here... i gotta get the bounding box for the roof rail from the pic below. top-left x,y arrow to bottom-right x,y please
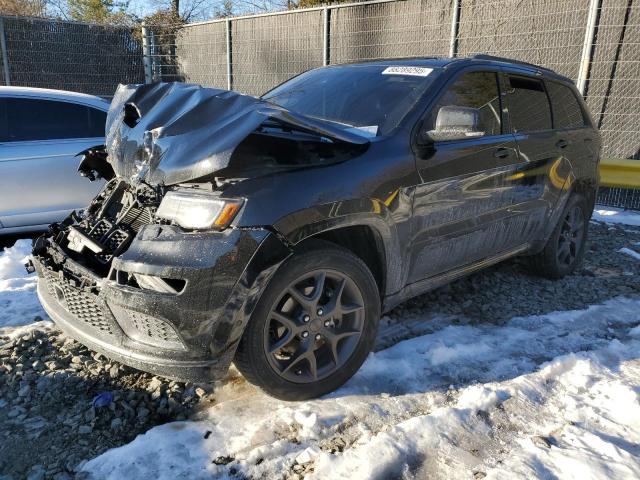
469,54 -> 557,74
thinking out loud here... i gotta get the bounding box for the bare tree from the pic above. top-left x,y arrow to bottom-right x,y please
146,0 -> 221,21
0,0 -> 48,16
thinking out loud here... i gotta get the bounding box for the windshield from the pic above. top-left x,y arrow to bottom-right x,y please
262,64 -> 439,137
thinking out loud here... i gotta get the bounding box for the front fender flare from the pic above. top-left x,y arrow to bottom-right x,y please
271,197 -> 407,297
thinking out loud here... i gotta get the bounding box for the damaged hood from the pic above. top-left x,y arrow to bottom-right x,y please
105,82 -> 370,186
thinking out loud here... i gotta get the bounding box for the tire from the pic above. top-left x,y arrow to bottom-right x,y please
234,240 -> 380,400
527,194 -> 589,279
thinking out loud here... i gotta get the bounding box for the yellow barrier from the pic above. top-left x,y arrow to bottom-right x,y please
599,159 -> 640,189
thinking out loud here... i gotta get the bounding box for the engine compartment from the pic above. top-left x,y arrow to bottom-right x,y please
44,179 -> 163,277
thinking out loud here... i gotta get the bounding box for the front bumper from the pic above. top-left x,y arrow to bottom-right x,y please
33,225 -> 290,382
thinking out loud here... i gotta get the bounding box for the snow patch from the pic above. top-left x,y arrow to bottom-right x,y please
619,247 -> 640,261
0,240 -> 49,329
593,206 -> 640,227
81,297 -> 640,480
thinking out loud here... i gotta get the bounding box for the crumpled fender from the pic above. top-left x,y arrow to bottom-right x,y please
105,82 -> 369,186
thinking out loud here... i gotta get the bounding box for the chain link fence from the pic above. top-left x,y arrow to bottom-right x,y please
586,0 -> 639,161
138,0 -> 639,164
0,15 -> 144,96
455,0 -> 590,80
0,0 -> 637,164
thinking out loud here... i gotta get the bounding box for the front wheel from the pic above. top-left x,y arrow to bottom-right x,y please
527,194 -> 589,279
234,241 -> 380,400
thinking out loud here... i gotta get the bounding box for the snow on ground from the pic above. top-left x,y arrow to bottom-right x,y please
593,206 -> 640,227
82,297 -> 640,480
0,240 -> 49,329
619,247 -> 640,261
3,207 -> 640,479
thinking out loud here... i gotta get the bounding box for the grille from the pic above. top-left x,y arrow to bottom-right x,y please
81,218 -> 133,265
41,266 -> 114,335
109,303 -> 184,350
106,230 -> 129,250
119,204 -> 154,232
130,311 -> 182,345
89,219 -> 111,239
96,229 -> 131,264
71,182 -> 157,268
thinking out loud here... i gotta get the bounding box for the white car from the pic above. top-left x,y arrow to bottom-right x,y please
0,87 -> 109,244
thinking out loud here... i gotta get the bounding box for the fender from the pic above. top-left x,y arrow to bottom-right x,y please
209,231 -> 293,363
530,160 -> 577,255
270,194 -> 412,298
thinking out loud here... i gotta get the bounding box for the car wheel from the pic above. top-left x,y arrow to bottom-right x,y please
527,194 -> 589,279
234,240 -> 380,400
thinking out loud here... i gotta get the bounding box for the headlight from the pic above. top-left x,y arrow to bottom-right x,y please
155,189 -> 243,230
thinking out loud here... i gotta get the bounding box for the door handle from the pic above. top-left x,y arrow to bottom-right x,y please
556,139 -> 569,149
493,148 -> 511,159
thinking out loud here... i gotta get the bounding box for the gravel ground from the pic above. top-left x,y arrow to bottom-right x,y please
1,219 -> 639,479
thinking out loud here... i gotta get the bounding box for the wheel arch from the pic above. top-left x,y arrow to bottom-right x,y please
296,224 -> 388,300
273,207 -> 404,300
572,176 -> 598,216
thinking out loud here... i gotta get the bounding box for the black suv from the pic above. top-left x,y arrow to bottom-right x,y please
31,56 -> 600,400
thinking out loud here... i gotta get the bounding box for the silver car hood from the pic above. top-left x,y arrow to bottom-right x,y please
105,82 -> 369,186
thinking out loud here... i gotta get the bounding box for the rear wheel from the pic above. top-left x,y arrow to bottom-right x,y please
527,194 -> 588,279
234,241 -> 380,400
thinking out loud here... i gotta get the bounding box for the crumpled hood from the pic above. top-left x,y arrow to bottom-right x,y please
105,82 -> 369,186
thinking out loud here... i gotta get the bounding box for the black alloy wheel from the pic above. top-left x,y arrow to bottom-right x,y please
263,269 -> 365,383
527,194 -> 589,279
234,240 -> 380,400
556,204 -> 585,268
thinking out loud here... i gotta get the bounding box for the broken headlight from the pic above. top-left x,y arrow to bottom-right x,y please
155,189 -> 243,231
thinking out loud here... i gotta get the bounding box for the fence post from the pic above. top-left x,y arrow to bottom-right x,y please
577,0 -> 600,95
0,18 -> 11,86
226,18 -> 232,90
448,0 -> 461,57
323,7 -> 330,66
150,31 -> 158,81
141,22 -> 153,83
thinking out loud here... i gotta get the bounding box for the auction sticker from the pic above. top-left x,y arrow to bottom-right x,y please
382,66 -> 433,76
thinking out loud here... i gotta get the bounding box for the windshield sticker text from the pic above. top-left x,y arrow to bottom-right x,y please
382,66 -> 433,77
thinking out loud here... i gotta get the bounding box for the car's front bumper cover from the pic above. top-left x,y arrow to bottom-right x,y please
32,225 -> 291,382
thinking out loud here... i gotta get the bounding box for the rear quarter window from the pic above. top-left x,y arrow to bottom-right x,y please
546,81 -> 586,129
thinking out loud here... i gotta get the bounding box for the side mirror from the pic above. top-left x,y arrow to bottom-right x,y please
424,106 -> 484,142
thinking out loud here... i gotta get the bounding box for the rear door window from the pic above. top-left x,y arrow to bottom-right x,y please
428,71 -> 502,136
505,76 -> 552,133
4,98 -> 105,142
546,81 -> 586,129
